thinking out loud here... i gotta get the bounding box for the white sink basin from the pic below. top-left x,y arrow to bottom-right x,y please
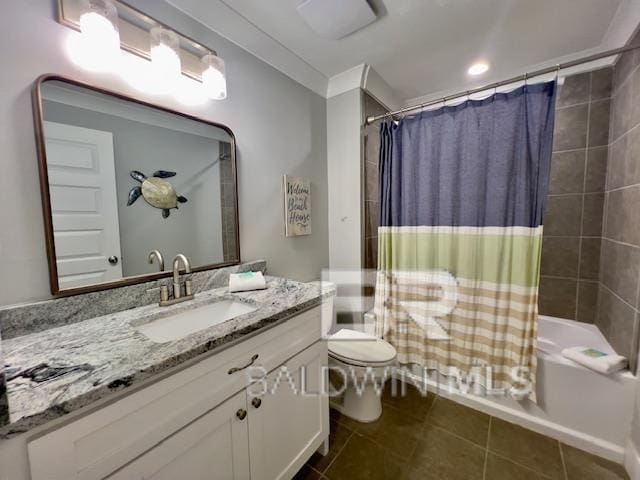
136,300 -> 256,343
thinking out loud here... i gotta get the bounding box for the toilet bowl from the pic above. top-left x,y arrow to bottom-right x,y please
328,329 -> 397,423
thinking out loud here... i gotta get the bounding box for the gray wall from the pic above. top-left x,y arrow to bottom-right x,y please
327,89 -> 362,271
538,68 -> 612,323
43,100 -> 225,277
0,0 -> 328,306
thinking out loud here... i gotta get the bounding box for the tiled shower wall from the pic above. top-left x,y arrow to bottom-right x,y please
538,69 -> 612,322
219,141 -> 238,262
363,92 -> 388,270
597,44 -> 640,366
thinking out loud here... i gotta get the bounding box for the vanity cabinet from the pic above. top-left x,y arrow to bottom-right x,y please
27,306 -> 328,480
247,341 -> 327,480
107,390 -> 251,480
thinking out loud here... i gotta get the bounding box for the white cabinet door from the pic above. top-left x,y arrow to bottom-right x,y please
107,391 -> 250,480
45,121 -> 123,289
247,341 -> 329,480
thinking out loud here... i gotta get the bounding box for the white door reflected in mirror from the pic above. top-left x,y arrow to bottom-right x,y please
45,121 -> 124,289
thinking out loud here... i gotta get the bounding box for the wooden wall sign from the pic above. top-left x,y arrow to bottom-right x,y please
283,175 -> 311,236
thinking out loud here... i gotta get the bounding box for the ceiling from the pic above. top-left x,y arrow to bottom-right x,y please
168,0 -> 640,103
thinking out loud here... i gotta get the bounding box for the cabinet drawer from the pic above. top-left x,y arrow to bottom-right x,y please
28,306 -> 322,480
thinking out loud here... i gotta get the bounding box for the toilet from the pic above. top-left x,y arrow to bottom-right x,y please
308,280 -> 398,422
327,328 -> 397,423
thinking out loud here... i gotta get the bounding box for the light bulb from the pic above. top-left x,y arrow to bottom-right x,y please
201,53 -> 227,100
150,27 -> 181,92
468,62 -> 489,76
74,0 -> 121,71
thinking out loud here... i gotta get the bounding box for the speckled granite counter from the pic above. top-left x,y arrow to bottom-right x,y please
0,277 -> 331,438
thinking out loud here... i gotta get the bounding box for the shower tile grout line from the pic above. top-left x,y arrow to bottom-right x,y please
594,238 -> 640,250
559,440 -> 569,480
603,183 -> 640,194
401,390 -> 439,472
487,449 -> 557,479
600,282 -> 639,311
555,91 -> 612,112
482,415 -> 492,480
318,426 -> 356,476
613,50 -> 640,97
574,71 -> 593,321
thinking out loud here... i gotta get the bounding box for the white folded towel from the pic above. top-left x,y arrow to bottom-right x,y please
561,346 -> 627,375
229,271 -> 267,293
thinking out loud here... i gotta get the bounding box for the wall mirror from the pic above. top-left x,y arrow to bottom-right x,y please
34,75 -> 240,296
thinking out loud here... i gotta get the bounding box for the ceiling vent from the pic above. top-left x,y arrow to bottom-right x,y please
296,0 -> 376,40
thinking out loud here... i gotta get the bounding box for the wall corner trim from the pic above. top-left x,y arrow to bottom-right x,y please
625,438 -> 640,480
326,64 -> 368,99
362,66 -> 401,112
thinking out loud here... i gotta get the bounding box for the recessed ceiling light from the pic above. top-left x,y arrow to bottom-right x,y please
468,62 -> 489,76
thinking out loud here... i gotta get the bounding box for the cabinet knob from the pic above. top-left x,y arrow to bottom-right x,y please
251,397 -> 262,409
236,408 -> 247,420
108,255 -> 119,265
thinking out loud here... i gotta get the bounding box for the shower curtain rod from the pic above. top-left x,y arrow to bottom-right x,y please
365,43 -> 640,125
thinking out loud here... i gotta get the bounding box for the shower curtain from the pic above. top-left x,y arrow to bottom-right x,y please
374,82 -> 556,399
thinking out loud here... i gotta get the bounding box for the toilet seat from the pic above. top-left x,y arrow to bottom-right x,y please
327,329 -> 397,367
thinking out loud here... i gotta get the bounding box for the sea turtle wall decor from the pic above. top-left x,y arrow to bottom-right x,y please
127,170 -> 188,219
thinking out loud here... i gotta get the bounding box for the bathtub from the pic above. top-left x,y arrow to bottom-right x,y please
403,315 -> 636,462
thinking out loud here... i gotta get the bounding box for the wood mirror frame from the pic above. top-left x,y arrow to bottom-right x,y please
32,74 -> 241,297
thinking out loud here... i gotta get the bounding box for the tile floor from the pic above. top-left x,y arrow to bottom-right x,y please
295,383 -> 629,480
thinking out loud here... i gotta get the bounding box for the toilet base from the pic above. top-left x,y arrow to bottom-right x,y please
328,354 -> 396,424
330,382 -> 386,423
342,383 -> 383,422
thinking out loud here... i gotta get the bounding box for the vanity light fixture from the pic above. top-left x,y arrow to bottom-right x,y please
58,0 -> 228,103
201,53 -> 227,100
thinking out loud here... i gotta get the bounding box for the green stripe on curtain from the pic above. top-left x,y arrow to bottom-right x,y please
378,229 -> 543,287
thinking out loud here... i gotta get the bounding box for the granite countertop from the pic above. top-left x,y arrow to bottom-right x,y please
0,276 -> 332,438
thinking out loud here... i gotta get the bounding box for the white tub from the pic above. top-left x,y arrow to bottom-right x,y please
406,315 -> 636,462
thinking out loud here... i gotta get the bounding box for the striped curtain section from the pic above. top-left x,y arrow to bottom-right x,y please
374,82 -> 556,400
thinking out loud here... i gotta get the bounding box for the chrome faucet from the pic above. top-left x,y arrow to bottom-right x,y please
158,254 -> 194,306
172,254 -> 192,299
148,250 -> 165,271
148,250 -> 169,303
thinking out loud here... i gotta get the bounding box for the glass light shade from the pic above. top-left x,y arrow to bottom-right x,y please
468,62 -> 489,76
174,74 -> 208,105
150,26 -> 182,89
77,0 -> 121,71
201,53 -> 227,100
